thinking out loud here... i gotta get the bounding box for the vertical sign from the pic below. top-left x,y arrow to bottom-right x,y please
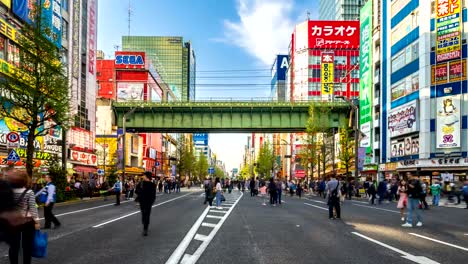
436,0 -> 462,62
321,52 -> 334,95
436,95 -> 460,148
359,0 -> 373,159
72,0 -> 80,79
88,0 -> 96,74
42,0 -> 62,48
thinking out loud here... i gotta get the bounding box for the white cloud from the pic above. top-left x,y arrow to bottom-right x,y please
221,0 -> 297,66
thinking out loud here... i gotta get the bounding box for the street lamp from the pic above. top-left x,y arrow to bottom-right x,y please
335,95 -> 359,183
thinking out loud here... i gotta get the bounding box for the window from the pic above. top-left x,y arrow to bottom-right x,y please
351,69 -> 359,78
351,82 -> 359,92
350,56 -> 359,65
308,82 -> 320,91
62,0 -> 69,12
309,56 -> 320,65
7,42 -> 20,67
334,56 -> 346,65
0,36 -> 5,60
391,41 -> 418,73
62,20 -> 69,42
311,69 -> 321,78
391,73 -> 419,101
335,69 -> 345,80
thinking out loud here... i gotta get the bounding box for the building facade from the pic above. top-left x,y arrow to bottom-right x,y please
380,0 -> 467,184
319,0 -> 365,21
122,36 -> 196,101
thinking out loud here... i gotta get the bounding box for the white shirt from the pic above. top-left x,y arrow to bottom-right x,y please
216,182 -> 222,191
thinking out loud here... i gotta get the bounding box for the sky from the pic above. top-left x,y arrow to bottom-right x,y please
97,0 -> 319,172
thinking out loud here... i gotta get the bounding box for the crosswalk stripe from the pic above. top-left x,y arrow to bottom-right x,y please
209,210 -> 227,213
201,222 -> 217,228
194,234 -> 209,241
206,215 -> 223,219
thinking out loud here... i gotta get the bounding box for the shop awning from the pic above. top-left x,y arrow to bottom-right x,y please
74,165 -> 98,173
117,167 -> 145,175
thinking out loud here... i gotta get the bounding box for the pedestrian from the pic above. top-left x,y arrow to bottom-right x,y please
296,182 -> 303,198
326,174 -> 341,219
158,180 -> 163,193
430,180 -> 442,206
37,174 -> 61,229
215,177 -> 223,209
402,175 -> 423,227
462,180 -> 468,209
176,180 -> 181,193
419,181 -> 429,210
377,179 -> 387,204
135,172 -> 156,236
267,178 -> 277,206
397,180 -> 408,222
3,169 -> 40,264
368,181 -> 377,205
205,178 -> 215,207
109,177 -> 123,205
363,180 -> 370,198
249,177 -> 255,197
276,179 -> 283,205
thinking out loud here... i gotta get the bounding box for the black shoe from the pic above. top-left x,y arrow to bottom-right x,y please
143,230 -> 148,236
53,224 -> 61,229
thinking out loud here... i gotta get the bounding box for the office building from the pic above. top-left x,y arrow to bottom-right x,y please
122,36 -> 196,101
319,0 -> 365,21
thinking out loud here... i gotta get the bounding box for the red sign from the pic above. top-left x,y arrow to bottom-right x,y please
115,51 -> 146,69
88,0 -> 96,74
308,21 -> 360,49
295,170 -> 306,178
70,150 -> 97,166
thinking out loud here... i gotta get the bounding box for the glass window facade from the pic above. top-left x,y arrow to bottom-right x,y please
122,36 -> 195,101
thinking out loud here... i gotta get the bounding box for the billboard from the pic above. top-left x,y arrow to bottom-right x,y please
390,136 -> 419,157
436,95 -> 460,148
436,0 -> 462,62
274,55 -> 289,81
359,0 -> 373,157
431,59 -> 466,85
88,0 -> 97,74
115,51 -> 146,69
388,101 -> 418,138
1,0 -> 11,9
321,52 -> 334,95
117,82 -> 144,101
193,133 -> 208,145
308,21 -> 360,49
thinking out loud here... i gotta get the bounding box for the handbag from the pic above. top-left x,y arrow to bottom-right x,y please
32,230 -> 48,258
221,194 -> 226,202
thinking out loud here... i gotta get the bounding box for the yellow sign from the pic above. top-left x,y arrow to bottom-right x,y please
435,0 -> 462,62
321,53 -> 334,95
0,0 -> 11,9
0,17 -> 20,44
15,148 -> 54,161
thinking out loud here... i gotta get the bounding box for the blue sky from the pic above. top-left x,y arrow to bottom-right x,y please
98,0 -> 319,171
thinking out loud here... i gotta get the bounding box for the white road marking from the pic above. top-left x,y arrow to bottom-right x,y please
38,201 -> 131,220
304,203 -> 328,211
194,234 -> 209,241
352,200 -> 370,204
201,222 -> 217,228
409,233 -> 468,252
352,232 -> 440,264
304,198 -> 327,204
206,215 -> 223,219
352,203 -> 400,214
93,193 -> 192,228
209,210 -> 227,213
166,192 -> 243,264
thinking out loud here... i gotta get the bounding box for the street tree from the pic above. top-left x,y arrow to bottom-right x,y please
256,140 -> 275,179
194,151 -> 209,182
214,166 -> 225,178
0,5 -> 70,178
337,126 -> 355,182
176,136 -> 196,178
239,163 -> 251,180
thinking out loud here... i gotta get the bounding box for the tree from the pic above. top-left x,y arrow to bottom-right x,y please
194,151 -> 209,182
46,158 -> 67,202
214,166 -> 225,178
0,4 -> 70,178
256,140 -> 275,179
176,136 -> 196,178
239,163 -> 251,180
337,126 -> 355,182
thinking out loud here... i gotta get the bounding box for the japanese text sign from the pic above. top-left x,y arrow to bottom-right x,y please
308,21 -> 360,49
321,53 -> 334,95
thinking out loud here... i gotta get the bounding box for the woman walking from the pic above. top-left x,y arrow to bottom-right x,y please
267,178 -> 277,206
215,177 -> 223,209
397,180 -> 408,222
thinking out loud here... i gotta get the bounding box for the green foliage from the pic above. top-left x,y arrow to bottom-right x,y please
176,135 -> 196,178
337,126 -> 355,180
239,163 -> 251,180
194,151 -> 209,181
46,159 -> 68,202
214,166 -> 225,178
256,140 -> 275,179
0,4 -> 70,178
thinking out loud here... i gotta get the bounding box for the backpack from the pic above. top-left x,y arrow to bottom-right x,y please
39,185 -> 49,204
114,181 -> 121,192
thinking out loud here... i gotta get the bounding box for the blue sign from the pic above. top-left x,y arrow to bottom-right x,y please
7,149 -> 21,162
276,55 -> 289,81
208,167 -> 214,174
97,169 -> 104,175
155,161 -> 160,167
193,133 -> 208,145
115,55 -> 144,65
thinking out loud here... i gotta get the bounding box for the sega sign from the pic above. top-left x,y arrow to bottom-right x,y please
114,51 -> 145,69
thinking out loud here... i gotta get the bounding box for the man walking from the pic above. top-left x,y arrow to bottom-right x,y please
326,175 -> 341,219
430,181 -> 442,206
462,180 -> 468,209
38,175 -> 61,229
136,172 -> 156,236
402,175 -> 423,227
110,177 -> 123,205
249,177 -> 255,197
377,179 -> 387,204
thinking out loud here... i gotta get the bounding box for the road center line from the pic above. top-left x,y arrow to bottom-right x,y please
93,193 -> 192,228
352,203 -> 400,214
38,201 -> 131,220
352,232 -> 440,264
304,203 -> 328,211
409,233 -> 468,252
166,192 -> 243,264
304,198 -> 327,204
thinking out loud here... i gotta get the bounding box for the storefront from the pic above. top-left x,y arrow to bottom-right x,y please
69,149 -> 98,181
360,164 -> 378,181
379,162 -> 398,180
395,158 -> 468,184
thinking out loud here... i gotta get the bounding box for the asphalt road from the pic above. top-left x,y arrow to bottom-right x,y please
1,189 -> 467,264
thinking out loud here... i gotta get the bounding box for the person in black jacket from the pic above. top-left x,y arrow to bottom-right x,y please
136,172 -> 156,236
402,175 -> 423,227
267,178 -> 277,205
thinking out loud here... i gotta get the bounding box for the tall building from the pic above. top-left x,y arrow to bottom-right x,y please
122,36 -> 196,101
380,0 -> 467,184
319,0 -> 365,21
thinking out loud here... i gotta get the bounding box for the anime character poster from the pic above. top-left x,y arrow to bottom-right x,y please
436,95 -> 460,148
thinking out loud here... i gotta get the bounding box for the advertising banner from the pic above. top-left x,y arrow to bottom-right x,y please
88,0 -> 96,74
308,21 -> 360,49
70,150 -> 97,166
193,133 -> 208,145
436,95 -> 460,148
321,52 -> 334,95
72,0 -> 80,78
1,0 -> 11,9
359,0 -> 373,156
436,0 -> 462,62
274,55 -> 289,81
117,83 -> 144,101
431,60 -> 466,85
388,101 -> 418,138
358,147 -> 366,171
115,51 -> 146,69
390,137 -> 419,157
